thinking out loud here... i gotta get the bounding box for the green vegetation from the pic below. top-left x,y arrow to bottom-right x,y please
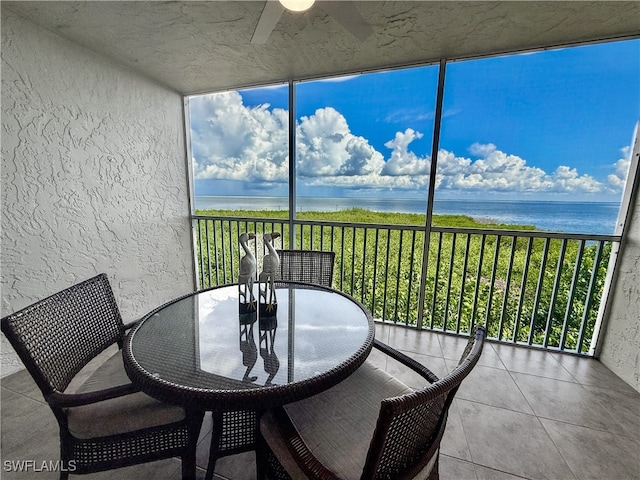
195,208 -> 610,353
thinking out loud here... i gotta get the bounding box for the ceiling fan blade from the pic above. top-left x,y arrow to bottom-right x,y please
319,1 -> 373,41
251,0 -> 285,44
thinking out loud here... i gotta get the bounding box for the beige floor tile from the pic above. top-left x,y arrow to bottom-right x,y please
440,400 -> 473,462
213,451 -> 256,480
583,384 -> 640,441
474,343 -> 507,370
1,388 -> 59,463
493,344 -> 576,382
1,369 -> 45,404
447,361 -> 534,414
439,455 -> 477,480
474,464 -> 528,480
387,326 -> 444,357
541,418 -> 640,480
373,321 -> 391,343
438,333 -> 470,360
457,400 -> 575,480
512,372 -> 629,435
550,352 -> 640,394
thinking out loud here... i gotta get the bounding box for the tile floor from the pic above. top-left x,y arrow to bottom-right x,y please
1,323 -> 639,480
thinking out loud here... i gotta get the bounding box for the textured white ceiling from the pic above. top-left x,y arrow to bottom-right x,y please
4,1 -> 639,94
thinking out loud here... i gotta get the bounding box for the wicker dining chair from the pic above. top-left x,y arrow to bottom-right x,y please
0,273 -> 204,480
276,250 -> 335,287
257,326 -> 486,480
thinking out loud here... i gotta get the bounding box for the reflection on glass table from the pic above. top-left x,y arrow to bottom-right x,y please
123,281 -> 374,480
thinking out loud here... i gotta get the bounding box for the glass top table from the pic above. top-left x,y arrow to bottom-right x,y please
123,282 -> 375,412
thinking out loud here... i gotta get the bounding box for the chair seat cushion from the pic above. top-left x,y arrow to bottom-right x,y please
66,349 -> 186,439
261,360 -> 413,479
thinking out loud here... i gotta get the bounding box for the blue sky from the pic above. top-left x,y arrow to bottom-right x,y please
190,39 -> 639,202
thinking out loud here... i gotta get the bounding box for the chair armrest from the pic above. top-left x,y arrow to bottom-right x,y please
373,339 -> 440,384
118,319 -> 141,347
121,318 -> 141,333
47,383 -> 139,408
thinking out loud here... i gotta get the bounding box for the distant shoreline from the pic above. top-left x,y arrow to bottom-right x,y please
196,195 -> 619,206
194,195 -> 619,235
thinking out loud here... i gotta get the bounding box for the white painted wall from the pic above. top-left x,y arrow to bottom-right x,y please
2,8 -> 639,391
1,11 -> 194,376
598,140 -> 640,392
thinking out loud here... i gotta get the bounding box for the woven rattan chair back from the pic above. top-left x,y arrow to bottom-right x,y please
1,273 -> 124,396
276,250 -> 335,287
1,273 -> 203,479
361,326 -> 486,480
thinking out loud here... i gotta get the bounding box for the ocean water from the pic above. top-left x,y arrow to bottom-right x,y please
195,196 -> 621,235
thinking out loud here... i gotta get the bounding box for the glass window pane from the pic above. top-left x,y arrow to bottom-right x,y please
437,39 -> 639,234
188,84 -> 290,216
295,66 -> 439,222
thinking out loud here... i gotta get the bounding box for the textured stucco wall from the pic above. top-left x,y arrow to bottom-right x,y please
1,11 -> 194,376
599,158 -> 640,392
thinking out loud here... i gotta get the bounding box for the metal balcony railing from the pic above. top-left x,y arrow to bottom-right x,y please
192,214 -> 619,355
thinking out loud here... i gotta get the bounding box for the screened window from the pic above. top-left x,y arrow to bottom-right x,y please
436,40 -> 639,233
294,66 -> 439,218
186,39 -> 639,235
188,84 -> 290,215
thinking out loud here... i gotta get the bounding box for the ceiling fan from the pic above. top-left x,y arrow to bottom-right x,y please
251,0 -> 374,44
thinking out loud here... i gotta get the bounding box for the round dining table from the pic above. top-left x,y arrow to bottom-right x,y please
123,281 -> 374,479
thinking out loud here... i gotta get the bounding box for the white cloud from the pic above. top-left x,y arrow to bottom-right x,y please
296,107 -> 384,177
190,93 -> 627,198
468,142 -> 497,157
385,108 -> 434,124
382,129 -> 430,175
607,147 -> 631,189
190,91 -> 289,182
434,143 -> 609,194
550,166 -> 602,193
435,143 -> 553,193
